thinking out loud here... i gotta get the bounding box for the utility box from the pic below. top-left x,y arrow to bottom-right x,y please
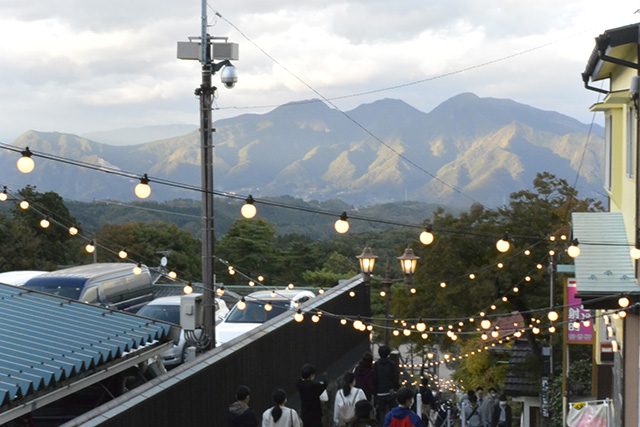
177,42 -> 239,61
180,293 -> 204,330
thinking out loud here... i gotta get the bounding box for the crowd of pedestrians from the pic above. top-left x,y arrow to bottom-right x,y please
226,345 -> 512,427
457,386 -> 512,427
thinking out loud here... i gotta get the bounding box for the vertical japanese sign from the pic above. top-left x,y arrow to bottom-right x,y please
566,279 -> 594,344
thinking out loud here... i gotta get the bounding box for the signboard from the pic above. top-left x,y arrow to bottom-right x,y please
566,279 -> 594,344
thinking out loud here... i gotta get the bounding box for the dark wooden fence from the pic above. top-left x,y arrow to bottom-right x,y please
67,275 -> 370,426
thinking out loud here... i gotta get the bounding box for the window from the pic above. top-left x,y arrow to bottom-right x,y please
605,115 -> 612,191
627,107 -> 636,179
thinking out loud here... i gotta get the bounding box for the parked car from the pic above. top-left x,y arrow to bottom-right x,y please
216,289 -> 315,345
136,295 -> 229,368
23,263 -> 154,312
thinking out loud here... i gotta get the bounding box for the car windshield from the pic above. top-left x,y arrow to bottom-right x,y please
24,284 -> 83,300
137,304 -> 180,325
225,299 -> 289,323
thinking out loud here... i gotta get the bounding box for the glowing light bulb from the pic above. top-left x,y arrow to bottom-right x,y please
264,303 -> 273,311
548,311 -> 559,322
440,282 -> 446,288
237,298 -> 247,310
69,226 -> 78,236
334,212 -> 349,234
496,237 -> 510,253
312,314 -> 320,323
294,310 -> 304,322
183,284 -> 193,294
631,247 -> 640,260
619,297 -> 630,308
134,174 -> 151,199
118,249 -> 128,259
168,271 -> 177,279
85,242 -> 95,254
40,218 -> 50,229
17,149 -> 35,174
481,319 -> 491,329
419,230 -> 434,245
19,201 -> 29,210
133,264 -> 142,275
217,287 -> 225,297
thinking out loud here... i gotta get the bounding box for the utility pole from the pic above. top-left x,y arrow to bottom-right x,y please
178,2 -> 238,349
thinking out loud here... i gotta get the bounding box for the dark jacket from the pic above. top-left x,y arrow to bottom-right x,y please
227,401 -> 258,427
383,406 -> 423,427
354,362 -> 375,399
491,404 -> 512,427
296,378 -> 327,427
373,357 -> 400,395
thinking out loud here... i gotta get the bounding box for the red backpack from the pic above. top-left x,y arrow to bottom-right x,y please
389,416 -> 414,427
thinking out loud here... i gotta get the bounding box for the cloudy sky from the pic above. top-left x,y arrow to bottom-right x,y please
0,0 -> 638,142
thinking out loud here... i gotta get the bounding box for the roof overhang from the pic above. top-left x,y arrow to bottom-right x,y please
582,23 -> 640,90
0,341 -> 174,425
571,212 -> 640,308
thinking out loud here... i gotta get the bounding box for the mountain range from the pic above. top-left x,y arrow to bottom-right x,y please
0,93 -> 605,208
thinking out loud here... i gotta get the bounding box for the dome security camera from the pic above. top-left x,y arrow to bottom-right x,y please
220,64 -> 238,89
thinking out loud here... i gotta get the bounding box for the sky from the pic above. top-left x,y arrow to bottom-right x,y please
0,0 -> 638,143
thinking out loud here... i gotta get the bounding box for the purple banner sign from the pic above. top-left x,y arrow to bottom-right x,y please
567,279 -> 594,344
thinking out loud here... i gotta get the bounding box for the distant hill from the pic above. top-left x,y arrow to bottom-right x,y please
82,124 -> 198,146
0,93 -> 605,208
64,197 -> 453,240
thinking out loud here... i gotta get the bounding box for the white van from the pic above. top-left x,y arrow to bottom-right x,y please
23,263 -> 154,312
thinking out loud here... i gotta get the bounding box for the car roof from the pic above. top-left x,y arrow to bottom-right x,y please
244,289 -> 314,301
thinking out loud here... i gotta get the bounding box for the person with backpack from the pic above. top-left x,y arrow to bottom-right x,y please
334,372 -> 367,426
373,346 -> 400,422
354,352 -> 375,400
382,388 -> 423,427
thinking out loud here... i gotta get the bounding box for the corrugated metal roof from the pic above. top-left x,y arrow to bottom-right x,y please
0,283 -> 171,407
572,212 -> 639,295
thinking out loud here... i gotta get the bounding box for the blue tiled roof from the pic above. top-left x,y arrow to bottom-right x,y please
0,283 -> 171,407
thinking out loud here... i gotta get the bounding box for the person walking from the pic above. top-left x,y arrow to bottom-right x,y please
354,352 -> 376,401
491,395 -> 512,427
227,385 -> 258,427
373,346 -> 400,422
334,372 -> 367,427
351,400 -> 379,427
463,395 -> 484,427
476,387 -> 492,427
296,363 -> 327,427
382,387 -> 423,427
262,389 -> 302,427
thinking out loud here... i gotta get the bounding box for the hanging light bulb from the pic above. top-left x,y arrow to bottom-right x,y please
248,281 -> 255,287
421,333 -> 428,339
340,318 -> 347,325
241,195 -> 257,219
69,226 -> 79,236
481,333 -> 488,340
481,319 -> 492,329
168,271 -> 177,279
416,320 -> 426,332
619,310 -> 627,318
618,297 -> 630,308
133,263 -> 142,275
39,217 -> 50,229
237,297 -> 247,310
567,239 -> 581,258
631,244 -> 640,260
334,211 -> 350,234
287,283 -> 294,289
380,290 -> 386,297
217,286 -> 225,297
440,282 -> 446,288
118,249 -> 128,259
318,288 -> 325,294
16,147 -> 35,174
19,200 -> 29,210
496,233 -> 510,253
491,330 -> 499,338
353,319 -> 364,330
183,283 -> 193,294
393,329 -> 400,336
0,187 -> 7,202
85,240 -> 96,254
294,309 -> 304,322
419,224 -> 434,245
311,314 -> 320,323
134,174 -> 151,199
549,326 -> 556,333
264,303 -> 273,311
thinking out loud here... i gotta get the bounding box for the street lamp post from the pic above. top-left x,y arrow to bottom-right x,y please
357,247 -> 420,346
178,1 -> 238,349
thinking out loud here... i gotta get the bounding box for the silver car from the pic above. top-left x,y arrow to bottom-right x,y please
137,295 -> 229,368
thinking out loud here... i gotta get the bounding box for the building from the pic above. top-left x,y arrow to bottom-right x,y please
579,22 -> 640,426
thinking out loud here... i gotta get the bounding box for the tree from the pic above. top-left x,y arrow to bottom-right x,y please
95,222 -> 202,279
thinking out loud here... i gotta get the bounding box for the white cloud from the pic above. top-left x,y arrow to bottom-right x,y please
0,0 -> 638,141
